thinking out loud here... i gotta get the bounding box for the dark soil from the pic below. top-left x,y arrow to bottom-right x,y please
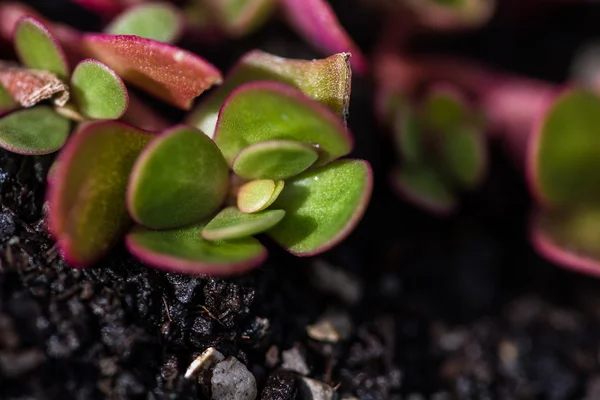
3,1 -> 600,399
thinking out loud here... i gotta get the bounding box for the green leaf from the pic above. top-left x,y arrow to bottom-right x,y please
0,106 -> 70,154
105,2 -> 184,44
532,206 -> 600,276
202,206 -> 285,240
126,222 -> 267,276
47,121 -> 153,267
215,81 -> 352,166
439,126 -> 486,188
390,166 -> 456,215
206,0 -> 276,37
0,84 -> 18,113
423,87 -> 468,132
232,140 -> 318,180
268,159 -> 372,256
82,34 -> 222,109
71,59 -> 129,120
237,179 -> 284,213
13,17 -> 69,80
127,125 -> 229,229
392,106 -> 425,165
532,89 -> 600,207
187,50 -> 351,137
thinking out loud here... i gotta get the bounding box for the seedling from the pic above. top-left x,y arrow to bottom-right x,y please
47,52 -> 372,276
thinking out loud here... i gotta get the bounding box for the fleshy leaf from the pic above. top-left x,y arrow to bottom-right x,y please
187,50 -> 351,138
390,166 -> 456,215
128,125 -> 229,229
0,64 -> 69,107
47,121 -> 153,267
105,2 -> 185,44
71,59 -> 128,120
215,81 -> 352,166
530,89 -> 600,207
439,126 -> 486,188
14,17 -> 69,80
232,140 -> 318,180
126,222 -> 267,276
268,159 -> 372,256
206,0 -> 276,37
202,207 -> 285,240
392,105 -> 425,165
280,0 -> 367,74
0,106 -> 70,154
82,34 -> 222,109
531,207 -> 600,277
0,81 -> 18,114
424,87 -> 468,132
237,179 -> 284,213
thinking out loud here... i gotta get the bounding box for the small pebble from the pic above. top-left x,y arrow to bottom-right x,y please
281,345 -> 309,375
211,356 -> 257,400
307,309 -> 352,342
298,377 -> 334,400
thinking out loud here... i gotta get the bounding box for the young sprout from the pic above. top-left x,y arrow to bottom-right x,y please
47,52 -> 372,276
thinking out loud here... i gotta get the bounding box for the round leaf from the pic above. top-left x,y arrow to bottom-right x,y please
390,166 -> 456,215
392,105 -> 425,165
47,121 -> 154,267
439,126 -> 487,188
0,106 -> 70,154
424,87 -> 468,132
206,0 -> 276,37
186,50 -> 352,138
202,207 -> 285,240
82,34 -> 222,110
71,59 -> 129,120
237,179 -> 284,213
530,89 -> 600,207
126,222 -> 267,276
128,125 -> 229,229
267,159 -> 372,256
13,17 -> 69,80
215,81 -> 352,166
0,84 -> 18,114
105,2 -> 184,44
532,206 -> 600,278
232,140 -> 318,180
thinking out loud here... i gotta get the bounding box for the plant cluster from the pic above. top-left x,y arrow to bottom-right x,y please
2,0 -> 600,279
0,1 -> 372,276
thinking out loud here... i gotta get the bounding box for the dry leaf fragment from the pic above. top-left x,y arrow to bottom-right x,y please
0,62 -> 69,108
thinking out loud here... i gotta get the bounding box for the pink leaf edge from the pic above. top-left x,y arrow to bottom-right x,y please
280,0 -> 367,75
530,211 -> 600,279
213,80 -> 354,153
287,159 -> 373,257
125,233 -> 268,277
46,120 -> 155,268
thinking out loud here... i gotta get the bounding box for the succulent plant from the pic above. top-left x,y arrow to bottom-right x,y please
46,51 -> 372,276
377,82 -> 487,215
0,16 -> 128,155
377,51 -> 600,276
71,0 -> 368,75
